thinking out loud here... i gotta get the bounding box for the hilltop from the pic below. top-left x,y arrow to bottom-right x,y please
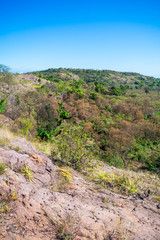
29,68 -> 160,92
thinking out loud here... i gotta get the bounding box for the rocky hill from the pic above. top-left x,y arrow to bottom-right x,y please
0,68 -> 160,239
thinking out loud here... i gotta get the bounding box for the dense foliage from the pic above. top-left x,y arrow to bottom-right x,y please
0,68 -> 160,174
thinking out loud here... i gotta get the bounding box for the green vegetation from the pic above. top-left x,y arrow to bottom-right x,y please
56,230 -> 75,240
0,162 -> 7,174
52,128 -> 94,170
19,117 -> 34,135
96,171 -> 139,195
57,102 -> 70,120
0,64 -> 10,73
55,213 -> 79,240
0,98 -> 7,113
58,168 -> 73,182
0,67 -> 159,176
22,165 -> 33,181
0,201 -> 11,213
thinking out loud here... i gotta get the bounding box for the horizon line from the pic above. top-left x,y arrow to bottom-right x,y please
11,67 -> 160,79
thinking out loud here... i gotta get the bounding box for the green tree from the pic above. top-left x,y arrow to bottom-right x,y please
0,98 -> 7,113
0,64 -> 10,72
109,86 -> 122,96
52,130 -> 94,170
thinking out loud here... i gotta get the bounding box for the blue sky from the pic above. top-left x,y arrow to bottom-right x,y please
1,0 -> 160,77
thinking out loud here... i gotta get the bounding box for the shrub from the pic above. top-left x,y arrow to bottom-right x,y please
102,154 -> 125,169
128,140 -> 160,173
52,129 -> 93,170
58,168 -> 73,182
0,201 -> 11,213
57,102 -> 70,120
89,92 -> 97,100
74,88 -> 85,98
0,98 -> 7,113
56,230 -> 75,240
22,165 -> 33,181
95,84 -> 107,94
114,174 -> 139,194
19,118 -> 34,136
57,109 -> 70,120
96,171 -> 139,195
55,213 -> 80,240
37,125 -> 55,140
0,162 -> 7,174
109,86 -> 122,96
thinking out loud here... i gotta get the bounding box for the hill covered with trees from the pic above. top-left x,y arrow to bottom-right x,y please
0,67 -> 160,239
0,67 -> 160,174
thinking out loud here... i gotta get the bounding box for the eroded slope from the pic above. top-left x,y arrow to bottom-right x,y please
0,138 -> 160,240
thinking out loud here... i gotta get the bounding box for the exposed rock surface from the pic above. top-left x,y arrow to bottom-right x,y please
0,138 -> 160,240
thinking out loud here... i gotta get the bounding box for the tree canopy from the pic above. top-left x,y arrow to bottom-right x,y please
0,64 -> 10,72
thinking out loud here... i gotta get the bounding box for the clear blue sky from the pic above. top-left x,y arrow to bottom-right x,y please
1,0 -> 160,77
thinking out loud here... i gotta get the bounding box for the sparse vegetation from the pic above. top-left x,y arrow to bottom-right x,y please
55,213 -> 80,240
0,162 -> 7,174
95,170 -> 140,195
0,201 -> 11,213
58,168 -> 73,182
0,188 -> 18,202
0,127 -> 15,147
22,165 -> 33,181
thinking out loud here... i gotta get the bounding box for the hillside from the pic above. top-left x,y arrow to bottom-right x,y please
30,68 -> 160,92
1,68 -> 160,172
0,68 -> 160,239
0,135 -> 159,240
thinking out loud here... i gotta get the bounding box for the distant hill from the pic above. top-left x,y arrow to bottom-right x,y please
29,68 -> 160,92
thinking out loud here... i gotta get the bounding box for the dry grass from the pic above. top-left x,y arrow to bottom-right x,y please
52,168 -> 74,192
55,212 -> 80,240
32,140 -> 53,155
0,127 -> 15,146
87,162 -> 160,200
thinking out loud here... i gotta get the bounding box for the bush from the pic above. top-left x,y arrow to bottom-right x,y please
102,153 -> 125,169
57,102 -> 70,120
95,84 -> 107,94
22,165 -> 33,181
109,86 -> 122,96
0,98 -> 7,113
55,213 -> 80,240
37,124 -> 55,140
52,129 -> 93,170
58,168 -> 73,182
57,109 -> 70,120
97,171 -> 139,195
128,140 -> 160,173
19,118 -> 34,136
0,162 -> 7,174
89,92 -> 97,100
74,88 -> 85,98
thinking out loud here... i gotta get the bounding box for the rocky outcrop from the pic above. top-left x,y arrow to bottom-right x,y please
0,138 -> 160,240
